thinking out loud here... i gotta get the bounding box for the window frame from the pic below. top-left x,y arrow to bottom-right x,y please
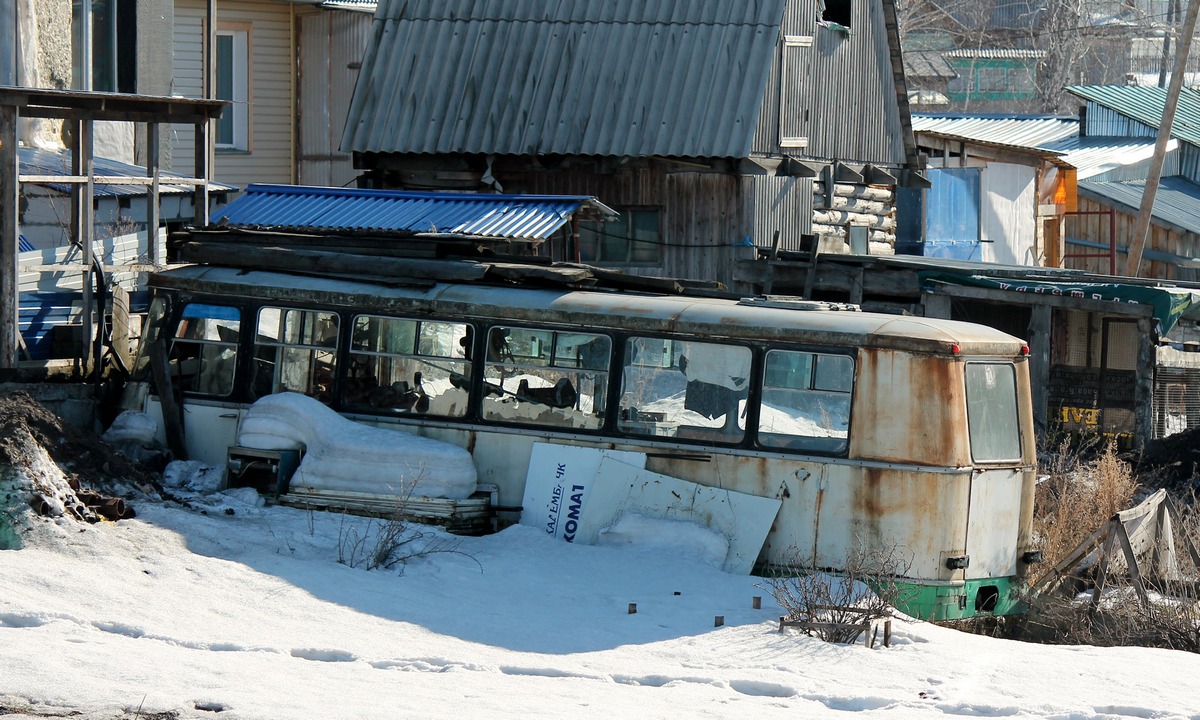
251,305 -> 339,403
343,313 -> 473,417
480,324 -> 612,431
964,360 -> 1024,464
168,302 -> 242,398
214,23 -> 252,152
756,347 -> 855,456
578,207 -> 663,266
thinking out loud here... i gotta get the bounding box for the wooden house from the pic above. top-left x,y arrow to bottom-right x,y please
340,0 -> 927,288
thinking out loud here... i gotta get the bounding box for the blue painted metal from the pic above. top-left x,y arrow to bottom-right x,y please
18,235 -> 33,252
924,167 -> 982,260
212,184 -> 617,241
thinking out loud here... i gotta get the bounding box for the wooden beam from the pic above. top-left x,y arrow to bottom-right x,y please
0,103 -> 16,370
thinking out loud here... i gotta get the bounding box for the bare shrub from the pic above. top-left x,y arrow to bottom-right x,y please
336,511 -> 472,572
764,540 -> 915,644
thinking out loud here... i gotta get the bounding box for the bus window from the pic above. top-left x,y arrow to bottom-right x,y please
966,362 -> 1022,463
344,315 -> 471,417
618,337 -> 751,443
166,303 -> 240,397
482,326 -> 610,429
253,307 -> 339,403
757,350 -> 852,454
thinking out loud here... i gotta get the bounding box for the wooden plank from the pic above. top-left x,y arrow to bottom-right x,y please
177,242 -> 491,282
148,338 -> 187,460
1115,522 -> 1151,607
0,102 -> 17,370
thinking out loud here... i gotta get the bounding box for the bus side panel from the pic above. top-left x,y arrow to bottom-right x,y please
835,467 -> 971,582
144,397 -> 245,470
852,349 -> 971,468
966,468 -> 1023,579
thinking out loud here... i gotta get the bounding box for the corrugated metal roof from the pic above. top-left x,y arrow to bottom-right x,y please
1078,176 -> 1200,236
342,0 -> 785,158
19,147 -> 237,197
912,114 -> 1078,150
18,235 -> 33,252
1066,85 -> 1200,147
212,184 -> 617,240
943,48 -> 1045,59
319,0 -> 376,12
1040,135 -> 1175,180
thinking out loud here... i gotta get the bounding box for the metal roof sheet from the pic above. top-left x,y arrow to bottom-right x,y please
943,48 -> 1045,59
1078,176 -> 1200,236
211,184 -> 617,241
1040,135 -> 1175,180
1065,85 -> 1200,147
19,147 -> 237,197
912,114 -> 1078,150
341,0 -> 785,158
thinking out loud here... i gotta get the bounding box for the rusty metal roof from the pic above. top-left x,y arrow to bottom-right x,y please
1066,85 -> 1200,147
341,0 -> 785,158
210,184 -> 617,241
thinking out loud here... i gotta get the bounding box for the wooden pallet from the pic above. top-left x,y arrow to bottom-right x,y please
277,486 -> 497,536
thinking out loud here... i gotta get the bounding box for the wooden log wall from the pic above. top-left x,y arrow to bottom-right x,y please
812,180 -> 897,253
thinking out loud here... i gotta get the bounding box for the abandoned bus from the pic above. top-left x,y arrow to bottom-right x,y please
129,263 -> 1038,620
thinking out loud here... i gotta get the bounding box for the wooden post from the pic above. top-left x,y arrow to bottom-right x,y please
0,102 -> 17,371
149,339 -> 187,460
147,123 -> 161,265
1134,316 -> 1155,451
1124,0 -> 1200,277
1029,304 -> 1052,432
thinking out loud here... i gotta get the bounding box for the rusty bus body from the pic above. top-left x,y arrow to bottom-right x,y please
132,265 -> 1038,620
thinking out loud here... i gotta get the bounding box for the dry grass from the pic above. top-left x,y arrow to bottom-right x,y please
1030,438 -> 1138,586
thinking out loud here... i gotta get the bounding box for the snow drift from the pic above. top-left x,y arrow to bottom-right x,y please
236,393 -> 478,499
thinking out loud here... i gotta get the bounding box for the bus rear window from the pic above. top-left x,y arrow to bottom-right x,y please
965,362 -> 1022,463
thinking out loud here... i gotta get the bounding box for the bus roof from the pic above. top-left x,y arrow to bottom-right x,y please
150,265 -> 1026,356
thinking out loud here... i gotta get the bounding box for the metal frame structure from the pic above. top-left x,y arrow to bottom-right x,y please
0,86 -> 227,375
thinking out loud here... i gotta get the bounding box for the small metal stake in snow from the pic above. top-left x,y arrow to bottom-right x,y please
714,615 -> 724,627
628,603 -> 637,614
752,596 -> 762,609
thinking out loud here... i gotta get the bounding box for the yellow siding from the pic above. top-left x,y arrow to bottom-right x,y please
171,0 -> 294,188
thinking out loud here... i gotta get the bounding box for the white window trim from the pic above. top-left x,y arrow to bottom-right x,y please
779,35 -> 813,149
215,26 -> 251,152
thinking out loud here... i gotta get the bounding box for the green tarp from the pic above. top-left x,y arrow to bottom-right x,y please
919,272 -> 1200,335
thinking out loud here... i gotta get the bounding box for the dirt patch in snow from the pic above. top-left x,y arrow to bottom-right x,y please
0,389 -> 160,547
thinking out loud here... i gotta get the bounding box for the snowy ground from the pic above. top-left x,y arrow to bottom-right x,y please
2,488 -> 1199,720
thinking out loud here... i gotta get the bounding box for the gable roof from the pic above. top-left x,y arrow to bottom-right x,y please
210,184 -> 617,241
341,0 -> 786,159
1065,85 -> 1200,147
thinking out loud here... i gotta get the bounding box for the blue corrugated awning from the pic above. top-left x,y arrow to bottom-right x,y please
211,184 -> 619,242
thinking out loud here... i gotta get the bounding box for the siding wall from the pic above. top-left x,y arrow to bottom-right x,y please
751,0 -> 906,167
171,0 -> 295,187
298,10 -> 371,188
1067,196 -> 1200,281
516,163 -> 751,287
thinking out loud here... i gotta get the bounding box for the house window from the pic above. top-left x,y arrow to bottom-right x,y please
215,27 -> 251,151
821,0 -> 852,27
779,36 -> 813,148
578,208 -> 662,265
90,0 -> 137,92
